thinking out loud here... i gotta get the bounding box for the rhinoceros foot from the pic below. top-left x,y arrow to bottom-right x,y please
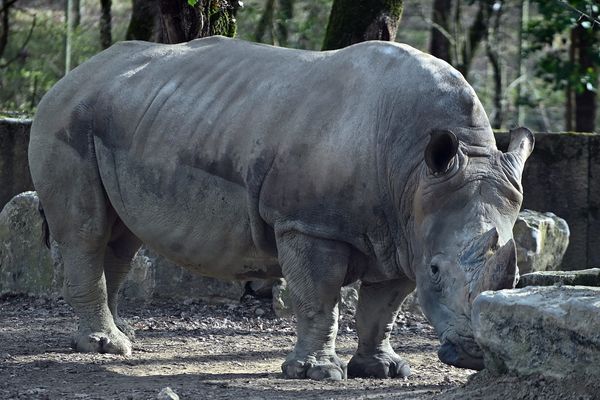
347,351 -> 411,379
282,353 -> 347,381
71,328 -> 132,356
115,317 -> 136,341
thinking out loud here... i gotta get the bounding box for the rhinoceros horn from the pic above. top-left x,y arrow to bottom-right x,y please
464,228 -> 519,301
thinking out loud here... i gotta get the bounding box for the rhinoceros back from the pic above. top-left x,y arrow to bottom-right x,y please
29,36 -> 495,280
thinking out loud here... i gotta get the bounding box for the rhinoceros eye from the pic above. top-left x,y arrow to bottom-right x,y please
430,264 -> 442,289
430,264 -> 440,275
430,264 -> 440,280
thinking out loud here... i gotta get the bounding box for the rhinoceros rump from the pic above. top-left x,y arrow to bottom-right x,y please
28,37 -> 533,380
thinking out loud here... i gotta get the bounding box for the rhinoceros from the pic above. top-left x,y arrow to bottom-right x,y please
29,36 -> 533,380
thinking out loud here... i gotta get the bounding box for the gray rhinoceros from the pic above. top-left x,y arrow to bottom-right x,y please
29,36 -> 533,380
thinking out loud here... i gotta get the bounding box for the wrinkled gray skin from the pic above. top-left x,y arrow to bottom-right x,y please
29,36 -> 533,380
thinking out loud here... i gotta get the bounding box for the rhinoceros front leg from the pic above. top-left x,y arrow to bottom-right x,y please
348,279 -> 415,378
276,231 -> 349,381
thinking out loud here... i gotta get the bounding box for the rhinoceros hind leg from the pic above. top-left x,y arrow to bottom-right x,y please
30,117 -> 132,355
276,231 -> 349,381
348,279 -> 414,378
104,221 -> 142,341
58,232 -> 133,356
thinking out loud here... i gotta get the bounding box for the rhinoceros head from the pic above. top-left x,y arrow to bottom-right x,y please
411,126 -> 534,370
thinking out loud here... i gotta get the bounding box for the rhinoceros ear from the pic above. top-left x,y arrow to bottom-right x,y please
507,127 -> 534,159
425,130 -> 459,174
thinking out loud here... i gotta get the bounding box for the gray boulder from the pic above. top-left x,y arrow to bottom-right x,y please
124,247 -> 245,304
0,191 -> 245,303
0,192 -> 62,295
517,268 -> 600,288
513,209 -> 569,274
472,286 -> 600,378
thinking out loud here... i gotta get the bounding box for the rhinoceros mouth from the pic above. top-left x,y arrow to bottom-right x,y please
438,340 -> 484,370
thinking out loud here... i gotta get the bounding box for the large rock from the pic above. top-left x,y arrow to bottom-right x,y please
0,192 -> 245,303
124,247 -> 245,304
517,268 -> 600,288
513,209 -> 569,274
0,192 -> 62,295
472,286 -> 600,378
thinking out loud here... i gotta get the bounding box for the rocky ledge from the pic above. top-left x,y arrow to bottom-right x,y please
472,285 -> 600,379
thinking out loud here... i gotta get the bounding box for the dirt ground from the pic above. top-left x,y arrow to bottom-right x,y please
0,294 -> 597,400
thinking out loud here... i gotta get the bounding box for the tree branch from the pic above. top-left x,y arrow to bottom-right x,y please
0,0 -> 18,15
555,0 -> 600,26
0,12 -> 35,68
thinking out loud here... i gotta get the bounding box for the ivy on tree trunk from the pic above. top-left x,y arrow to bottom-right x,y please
322,0 -> 404,51
126,0 -> 239,44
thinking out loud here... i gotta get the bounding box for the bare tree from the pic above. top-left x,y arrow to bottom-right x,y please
485,1 -> 503,129
429,0 -> 452,63
0,0 -> 19,60
100,0 -> 112,48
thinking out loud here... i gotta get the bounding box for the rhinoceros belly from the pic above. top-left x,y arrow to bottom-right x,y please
94,145 -> 280,280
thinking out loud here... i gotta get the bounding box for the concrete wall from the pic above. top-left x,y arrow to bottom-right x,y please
0,118 -> 596,270
0,119 -> 33,209
496,132 -> 598,270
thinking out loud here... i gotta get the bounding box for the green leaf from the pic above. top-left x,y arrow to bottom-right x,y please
188,0 -> 199,6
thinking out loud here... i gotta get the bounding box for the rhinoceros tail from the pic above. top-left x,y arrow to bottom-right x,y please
38,201 -> 51,249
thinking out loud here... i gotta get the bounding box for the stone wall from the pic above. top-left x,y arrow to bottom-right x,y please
0,118 -> 596,270
0,119 -> 33,209
495,132 -> 598,270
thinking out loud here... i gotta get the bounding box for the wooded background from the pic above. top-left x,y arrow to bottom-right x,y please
0,0 -> 598,133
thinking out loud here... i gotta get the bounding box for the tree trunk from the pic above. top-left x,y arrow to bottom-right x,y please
126,0 -> 159,41
157,0 -> 201,43
99,0 -> 112,49
322,0 -> 404,51
565,28 -> 575,131
155,0 -> 239,44
254,0 -> 275,43
71,0 -> 80,28
0,0 -> 13,59
276,0 -> 293,46
458,0 -> 492,78
572,24 -> 597,133
486,1 -> 503,129
429,0 -> 452,63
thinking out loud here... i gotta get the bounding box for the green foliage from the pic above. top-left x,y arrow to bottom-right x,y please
207,0 -> 238,37
527,0 -> 599,94
0,1 -> 131,116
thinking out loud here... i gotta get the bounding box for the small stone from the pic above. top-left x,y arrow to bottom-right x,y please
157,387 -> 179,400
254,307 -> 265,316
